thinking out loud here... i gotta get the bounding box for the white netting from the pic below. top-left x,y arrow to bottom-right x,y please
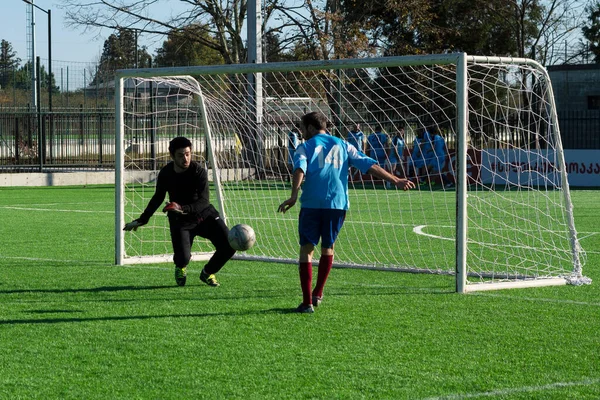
117,55 -> 588,290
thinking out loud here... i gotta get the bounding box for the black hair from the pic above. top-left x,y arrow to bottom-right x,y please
300,112 -> 328,132
168,137 -> 192,155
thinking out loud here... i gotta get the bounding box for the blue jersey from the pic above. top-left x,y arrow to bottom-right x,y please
288,130 -> 301,164
347,130 -> 364,151
294,133 -> 377,210
367,132 -> 389,162
411,131 -> 433,161
389,136 -> 405,164
432,134 -> 446,160
427,134 -> 447,171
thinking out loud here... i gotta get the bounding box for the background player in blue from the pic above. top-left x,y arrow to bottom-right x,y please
347,123 -> 365,153
347,123 -> 365,180
288,128 -> 301,166
388,123 -> 406,181
427,127 -> 454,188
277,112 -> 415,313
367,125 -> 390,167
408,127 -> 433,185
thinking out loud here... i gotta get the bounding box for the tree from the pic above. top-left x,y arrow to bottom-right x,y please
582,1 -> 600,62
61,0 -> 256,65
0,40 -> 21,89
154,24 -> 224,67
92,28 -> 152,85
503,0 -> 593,65
11,61 -> 58,93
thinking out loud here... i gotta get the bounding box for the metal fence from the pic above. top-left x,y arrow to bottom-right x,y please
0,109 -> 115,172
0,109 -> 598,173
558,110 -> 600,149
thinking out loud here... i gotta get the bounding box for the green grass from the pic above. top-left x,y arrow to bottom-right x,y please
0,185 -> 599,399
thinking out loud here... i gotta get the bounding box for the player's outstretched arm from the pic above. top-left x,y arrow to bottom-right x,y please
367,164 -> 416,191
123,219 -> 146,231
278,168 -> 304,213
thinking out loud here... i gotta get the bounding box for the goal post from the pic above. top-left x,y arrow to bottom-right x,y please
114,53 -> 590,292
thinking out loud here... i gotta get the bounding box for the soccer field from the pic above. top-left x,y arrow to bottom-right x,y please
1,185 -> 599,399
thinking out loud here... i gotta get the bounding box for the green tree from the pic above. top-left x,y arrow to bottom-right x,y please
154,24 -> 224,67
0,39 -> 21,89
11,61 -> 58,93
582,1 -> 600,62
92,28 -> 152,85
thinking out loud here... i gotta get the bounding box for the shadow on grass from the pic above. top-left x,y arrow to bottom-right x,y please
1,307 -> 298,325
27,309 -> 84,314
0,285 -> 174,295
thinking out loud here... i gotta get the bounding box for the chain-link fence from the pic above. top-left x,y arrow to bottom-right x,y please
0,58 -> 122,110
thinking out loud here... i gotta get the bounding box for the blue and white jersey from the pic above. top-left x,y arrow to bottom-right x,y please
427,134 -> 447,171
411,131 -> 433,161
432,134 -> 446,161
294,133 -> 377,210
347,130 -> 364,151
367,132 -> 389,162
288,130 -> 301,164
389,136 -> 405,164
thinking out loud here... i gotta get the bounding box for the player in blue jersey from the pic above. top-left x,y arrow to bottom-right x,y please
288,128 -> 301,166
427,127 -> 454,188
408,128 -> 433,185
367,125 -> 390,167
277,112 -> 415,313
388,123 -> 406,181
347,124 -> 365,153
347,123 -> 365,181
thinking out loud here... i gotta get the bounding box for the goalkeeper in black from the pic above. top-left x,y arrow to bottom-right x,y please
123,136 -> 236,287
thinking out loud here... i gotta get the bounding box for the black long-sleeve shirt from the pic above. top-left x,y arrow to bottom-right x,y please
138,161 -> 211,224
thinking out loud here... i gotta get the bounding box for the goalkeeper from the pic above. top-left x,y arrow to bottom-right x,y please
278,112 -> 415,313
123,136 -> 235,287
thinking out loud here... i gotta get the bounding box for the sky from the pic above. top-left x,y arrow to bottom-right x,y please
1,0 -> 185,66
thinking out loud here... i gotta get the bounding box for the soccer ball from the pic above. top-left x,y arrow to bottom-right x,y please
228,224 -> 256,251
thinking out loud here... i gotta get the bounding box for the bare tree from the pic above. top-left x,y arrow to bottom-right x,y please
59,0 -> 303,64
501,0 -> 593,65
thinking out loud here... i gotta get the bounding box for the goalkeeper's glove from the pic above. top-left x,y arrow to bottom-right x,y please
162,201 -> 185,214
123,219 -> 146,231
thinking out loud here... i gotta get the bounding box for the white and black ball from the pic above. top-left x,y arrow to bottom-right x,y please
228,224 -> 256,251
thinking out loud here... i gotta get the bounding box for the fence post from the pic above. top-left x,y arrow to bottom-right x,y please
15,116 -> 20,164
37,57 -> 44,173
98,113 -> 103,166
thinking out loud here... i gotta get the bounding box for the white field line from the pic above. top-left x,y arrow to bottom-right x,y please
0,206 -> 113,214
413,225 -> 600,254
471,292 -> 600,307
0,255 -> 108,265
422,377 -> 600,399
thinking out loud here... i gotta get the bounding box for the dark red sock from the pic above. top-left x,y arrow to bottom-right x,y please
299,262 -> 312,305
313,255 -> 333,298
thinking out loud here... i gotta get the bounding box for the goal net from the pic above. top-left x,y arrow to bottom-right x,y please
115,54 -> 590,292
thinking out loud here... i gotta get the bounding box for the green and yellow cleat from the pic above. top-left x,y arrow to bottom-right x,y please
174,266 -> 187,286
200,270 -> 220,287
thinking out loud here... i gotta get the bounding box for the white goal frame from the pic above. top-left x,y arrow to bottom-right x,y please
114,53 -> 589,293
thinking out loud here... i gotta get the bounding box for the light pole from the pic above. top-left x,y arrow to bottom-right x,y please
22,0 -> 52,113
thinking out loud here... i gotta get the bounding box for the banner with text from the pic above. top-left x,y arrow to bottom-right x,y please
479,149 -> 600,187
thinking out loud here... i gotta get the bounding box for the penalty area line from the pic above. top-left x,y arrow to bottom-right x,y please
0,255 -> 108,265
0,206 -> 112,214
423,377 -> 600,399
0,255 -> 173,271
471,292 -> 600,307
